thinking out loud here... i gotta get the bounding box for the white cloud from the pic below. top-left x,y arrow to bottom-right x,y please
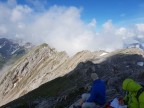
88,18 -> 96,28
136,24 -> 144,32
0,26 -> 7,35
26,0 -> 47,11
103,20 -> 114,31
0,1 -> 144,55
11,5 -> 32,22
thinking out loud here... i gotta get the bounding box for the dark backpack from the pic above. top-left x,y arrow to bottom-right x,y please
136,82 -> 144,102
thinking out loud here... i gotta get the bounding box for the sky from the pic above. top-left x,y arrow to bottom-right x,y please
0,0 -> 144,55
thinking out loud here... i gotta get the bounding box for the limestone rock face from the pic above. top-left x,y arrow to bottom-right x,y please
0,44 -> 106,106
0,43 -> 67,106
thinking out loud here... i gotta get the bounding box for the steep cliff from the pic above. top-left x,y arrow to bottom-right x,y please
0,43 -> 106,107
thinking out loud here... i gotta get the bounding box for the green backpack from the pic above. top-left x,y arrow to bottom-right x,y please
136,82 -> 144,102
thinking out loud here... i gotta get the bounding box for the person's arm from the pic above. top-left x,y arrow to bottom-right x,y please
86,84 -> 97,102
139,102 -> 144,108
139,93 -> 144,108
123,95 -> 128,104
123,91 -> 129,104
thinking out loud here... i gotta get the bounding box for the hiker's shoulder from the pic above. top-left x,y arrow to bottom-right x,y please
139,91 -> 144,102
94,79 -> 104,83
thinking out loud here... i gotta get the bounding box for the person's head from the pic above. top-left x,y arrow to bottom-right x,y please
122,78 -> 142,92
91,73 -> 99,81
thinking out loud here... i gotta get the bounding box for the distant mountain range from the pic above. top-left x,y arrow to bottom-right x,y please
124,42 -> 144,50
0,38 -> 34,69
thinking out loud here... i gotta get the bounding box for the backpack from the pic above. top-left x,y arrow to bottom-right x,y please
136,82 -> 144,102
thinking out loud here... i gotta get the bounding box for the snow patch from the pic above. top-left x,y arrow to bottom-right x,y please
11,48 -> 19,54
0,42 -> 6,48
100,52 -> 108,56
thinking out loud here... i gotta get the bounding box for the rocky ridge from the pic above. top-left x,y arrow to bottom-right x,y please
1,47 -> 144,108
33,48 -> 144,107
0,43 -> 106,107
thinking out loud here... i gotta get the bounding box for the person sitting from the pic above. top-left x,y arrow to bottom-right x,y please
74,73 -> 106,108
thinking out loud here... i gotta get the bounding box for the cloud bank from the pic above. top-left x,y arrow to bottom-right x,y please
0,0 -> 144,55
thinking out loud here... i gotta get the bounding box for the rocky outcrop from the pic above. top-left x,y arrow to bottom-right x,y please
0,43 -> 67,106
0,43 -> 106,107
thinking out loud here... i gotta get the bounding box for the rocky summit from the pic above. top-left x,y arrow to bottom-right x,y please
0,44 -> 144,108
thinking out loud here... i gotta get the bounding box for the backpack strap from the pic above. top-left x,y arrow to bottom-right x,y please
136,87 -> 144,102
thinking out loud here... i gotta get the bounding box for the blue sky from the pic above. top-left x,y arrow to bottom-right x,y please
0,0 -> 144,55
1,0 -> 144,26
11,0 -> 144,26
